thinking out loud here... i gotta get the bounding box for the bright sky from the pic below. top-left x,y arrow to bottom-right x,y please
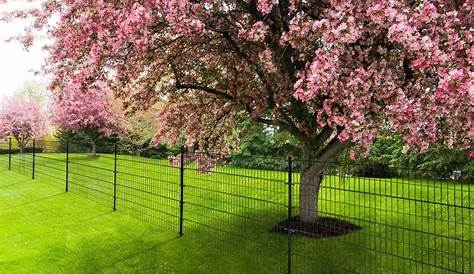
0,1 -> 48,101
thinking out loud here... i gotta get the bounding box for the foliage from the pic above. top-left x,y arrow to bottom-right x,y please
230,121 -> 300,170
140,143 -> 180,159
117,110 -> 157,155
54,130 -> 117,152
4,0 -> 471,160
230,155 -> 289,172
390,142 -> 473,181
0,147 -> 43,155
54,130 -> 89,147
343,135 -> 473,180
240,121 -> 300,156
36,134 -> 61,152
0,96 -> 48,150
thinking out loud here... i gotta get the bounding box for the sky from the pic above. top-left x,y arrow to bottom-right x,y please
0,1 -> 48,101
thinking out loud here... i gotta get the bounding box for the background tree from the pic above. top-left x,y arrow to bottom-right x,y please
16,80 -> 49,105
231,120 -> 300,170
7,1 -> 472,224
0,96 -> 48,153
117,110 -> 157,156
347,134 -> 474,181
51,83 -> 118,156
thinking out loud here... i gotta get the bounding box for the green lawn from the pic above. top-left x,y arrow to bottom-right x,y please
0,152 -> 472,274
0,169 -> 277,274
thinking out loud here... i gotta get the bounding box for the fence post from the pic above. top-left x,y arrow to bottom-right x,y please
8,137 -> 11,170
113,143 -> 118,211
32,139 -> 36,180
65,140 -> 69,192
287,156 -> 293,274
179,147 -> 185,237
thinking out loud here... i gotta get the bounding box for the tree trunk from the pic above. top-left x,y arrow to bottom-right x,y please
298,139 -> 347,223
299,146 -> 324,223
299,161 -> 323,223
91,141 -> 97,156
16,137 -> 27,156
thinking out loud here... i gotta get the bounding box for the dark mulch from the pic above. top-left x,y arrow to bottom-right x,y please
270,216 -> 361,238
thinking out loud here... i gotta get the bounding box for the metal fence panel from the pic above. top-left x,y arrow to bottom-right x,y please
2,139 -> 472,273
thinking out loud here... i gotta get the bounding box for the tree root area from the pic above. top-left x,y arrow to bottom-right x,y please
270,216 -> 361,238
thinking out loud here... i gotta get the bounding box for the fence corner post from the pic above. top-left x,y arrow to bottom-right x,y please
179,146 -> 185,237
8,137 -> 11,170
65,139 -> 69,192
113,143 -> 118,211
287,156 -> 293,274
32,139 -> 36,180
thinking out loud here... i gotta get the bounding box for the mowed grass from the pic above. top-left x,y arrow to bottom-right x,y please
0,169 -> 276,274
0,152 -> 473,274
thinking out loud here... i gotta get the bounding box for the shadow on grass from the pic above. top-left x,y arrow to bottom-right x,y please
98,206 -> 376,274
2,168 -> 466,274
1,191 -> 443,274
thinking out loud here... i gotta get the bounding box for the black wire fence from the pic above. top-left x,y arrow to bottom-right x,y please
0,138 -> 472,274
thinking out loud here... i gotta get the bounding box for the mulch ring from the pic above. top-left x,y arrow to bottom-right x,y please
270,216 -> 361,238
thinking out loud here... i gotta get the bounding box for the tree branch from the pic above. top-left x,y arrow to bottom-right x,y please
220,32 -> 276,109
315,136 -> 347,160
175,83 -> 235,101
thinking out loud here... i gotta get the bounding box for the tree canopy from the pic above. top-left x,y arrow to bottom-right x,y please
51,83 -> 119,155
0,96 -> 48,150
3,0 -> 472,223
4,0 -> 471,159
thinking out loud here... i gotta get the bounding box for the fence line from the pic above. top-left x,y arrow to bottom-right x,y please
0,139 -> 472,274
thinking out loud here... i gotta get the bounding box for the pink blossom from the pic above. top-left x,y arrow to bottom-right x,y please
258,48 -> 277,73
257,0 -> 273,15
3,0 -> 472,159
349,149 -> 357,160
238,21 -> 269,43
0,96 -> 48,150
51,83 -> 119,138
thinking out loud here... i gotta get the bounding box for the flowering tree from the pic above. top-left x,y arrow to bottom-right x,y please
5,0 -> 472,223
51,84 -> 118,156
0,96 -> 48,153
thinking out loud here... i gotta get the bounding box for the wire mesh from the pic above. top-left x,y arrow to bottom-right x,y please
32,140 -> 67,188
66,142 -> 115,207
115,152 -> 181,231
1,139 -> 472,273
181,152 -> 289,274
8,139 -> 34,177
0,140 -> 9,170
291,160 -> 473,274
